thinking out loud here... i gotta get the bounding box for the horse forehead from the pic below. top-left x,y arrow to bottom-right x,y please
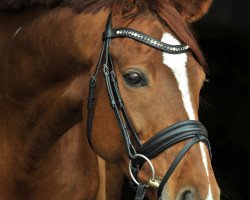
110,29 -> 169,64
117,15 -> 164,33
111,38 -> 158,58
132,19 -> 164,37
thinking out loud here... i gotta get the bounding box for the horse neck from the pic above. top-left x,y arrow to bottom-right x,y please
0,7 -> 109,166
1,7 -> 108,100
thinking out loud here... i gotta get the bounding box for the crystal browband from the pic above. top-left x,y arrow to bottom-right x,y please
103,28 -> 189,54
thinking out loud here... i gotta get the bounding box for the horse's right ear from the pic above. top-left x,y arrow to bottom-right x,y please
169,0 -> 213,22
111,0 -> 143,18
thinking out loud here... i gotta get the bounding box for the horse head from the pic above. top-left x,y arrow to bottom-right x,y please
85,0 -> 220,199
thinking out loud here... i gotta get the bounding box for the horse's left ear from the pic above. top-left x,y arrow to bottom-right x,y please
170,0 -> 213,22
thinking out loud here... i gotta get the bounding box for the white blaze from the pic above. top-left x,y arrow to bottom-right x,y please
200,142 -> 213,200
161,33 -> 212,200
161,33 -> 195,120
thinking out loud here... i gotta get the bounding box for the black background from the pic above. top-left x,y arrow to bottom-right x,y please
195,0 -> 250,199
122,0 -> 250,199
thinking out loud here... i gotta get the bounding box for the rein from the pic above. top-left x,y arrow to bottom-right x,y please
87,14 -> 211,199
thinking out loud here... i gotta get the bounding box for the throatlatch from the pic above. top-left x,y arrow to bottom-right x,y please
87,13 -> 211,199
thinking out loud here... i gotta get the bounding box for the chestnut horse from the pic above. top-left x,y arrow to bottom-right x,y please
0,0 -> 220,199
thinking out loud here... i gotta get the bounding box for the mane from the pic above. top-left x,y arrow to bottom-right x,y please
0,0 -> 60,10
0,0 -> 206,67
0,0 -> 113,10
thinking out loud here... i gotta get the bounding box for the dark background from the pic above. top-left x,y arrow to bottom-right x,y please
123,1 -> 250,199
195,0 -> 250,199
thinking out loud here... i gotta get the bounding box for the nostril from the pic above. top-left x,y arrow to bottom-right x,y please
181,190 -> 193,200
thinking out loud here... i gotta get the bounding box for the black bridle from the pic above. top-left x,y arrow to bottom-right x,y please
87,14 -> 211,200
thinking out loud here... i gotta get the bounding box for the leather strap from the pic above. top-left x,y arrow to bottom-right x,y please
87,14 -> 140,158
103,28 -> 189,54
110,71 -> 142,147
86,40 -> 106,150
138,120 -> 210,160
130,121 -> 211,198
134,183 -> 147,200
157,136 -> 204,198
87,77 -> 96,149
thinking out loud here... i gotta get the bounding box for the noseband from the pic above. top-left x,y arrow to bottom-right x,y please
87,14 -> 211,199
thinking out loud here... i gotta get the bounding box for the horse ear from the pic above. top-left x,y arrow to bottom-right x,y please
111,0 -> 142,18
170,0 -> 213,22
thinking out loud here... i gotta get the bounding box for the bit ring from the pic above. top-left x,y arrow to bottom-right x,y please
129,154 -> 156,187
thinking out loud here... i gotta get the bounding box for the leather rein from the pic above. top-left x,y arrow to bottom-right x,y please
87,14 -> 211,200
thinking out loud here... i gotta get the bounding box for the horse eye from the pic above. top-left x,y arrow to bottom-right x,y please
123,72 -> 143,86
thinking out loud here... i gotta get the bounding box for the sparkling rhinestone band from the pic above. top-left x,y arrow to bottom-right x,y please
103,28 -> 189,54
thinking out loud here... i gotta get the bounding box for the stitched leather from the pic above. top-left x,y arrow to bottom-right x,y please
103,28 -> 189,54
138,120 -> 210,159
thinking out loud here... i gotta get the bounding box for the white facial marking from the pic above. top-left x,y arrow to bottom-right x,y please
200,142 -> 213,200
207,185 -> 213,200
161,33 -> 213,199
160,189 -> 169,200
161,33 -> 195,120
200,143 -> 209,175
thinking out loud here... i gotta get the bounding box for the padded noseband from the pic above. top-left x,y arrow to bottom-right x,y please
133,120 -> 210,198
138,120 -> 210,159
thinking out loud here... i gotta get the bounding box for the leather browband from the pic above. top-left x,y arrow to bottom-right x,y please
103,28 -> 189,54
